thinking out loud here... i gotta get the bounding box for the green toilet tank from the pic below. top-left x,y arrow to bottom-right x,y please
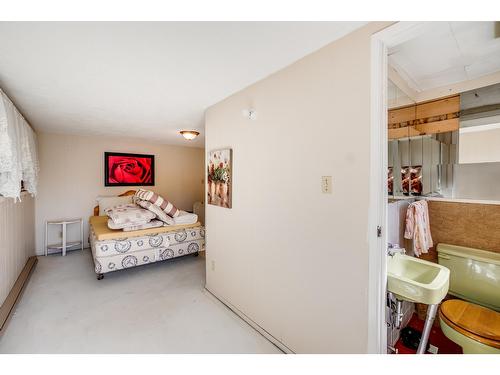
437,243 -> 500,312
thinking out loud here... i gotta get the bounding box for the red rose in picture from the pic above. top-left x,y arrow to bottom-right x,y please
108,156 -> 152,184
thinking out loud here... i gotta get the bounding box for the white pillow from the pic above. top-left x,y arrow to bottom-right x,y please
122,219 -> 165,232
97,195 -> 133,216
136,200 -> 175,225
107,218 -> 151,230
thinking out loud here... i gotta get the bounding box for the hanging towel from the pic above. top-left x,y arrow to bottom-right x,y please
404,200 -> 433,257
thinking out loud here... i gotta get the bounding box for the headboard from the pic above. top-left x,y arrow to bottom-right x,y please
93,190 -> 136,216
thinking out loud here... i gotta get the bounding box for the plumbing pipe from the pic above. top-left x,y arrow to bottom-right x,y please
417,304 -> 438,354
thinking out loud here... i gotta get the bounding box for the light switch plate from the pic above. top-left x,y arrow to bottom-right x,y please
322,176 -> 332,194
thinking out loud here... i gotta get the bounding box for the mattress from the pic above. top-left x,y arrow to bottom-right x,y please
91,224 -> 205,257
89,222 -> 205,275
89,215 -> 201,241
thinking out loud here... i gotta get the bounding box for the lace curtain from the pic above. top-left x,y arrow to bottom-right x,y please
0,89 -> 39,201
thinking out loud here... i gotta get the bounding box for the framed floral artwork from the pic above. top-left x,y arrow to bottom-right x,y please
207,148 -> 232,208
104,152 -> 155,186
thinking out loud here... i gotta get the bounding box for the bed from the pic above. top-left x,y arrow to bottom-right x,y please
89,190 -> 205,280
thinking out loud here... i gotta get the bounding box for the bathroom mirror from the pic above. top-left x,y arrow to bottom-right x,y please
388,81 -> 500,201
458,83 -> 500,164
452,82 -> 500,200
388,80 -> 414,197
389,133 -> 456,197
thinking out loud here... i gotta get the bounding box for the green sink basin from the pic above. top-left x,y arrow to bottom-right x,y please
387,253 -> 450,304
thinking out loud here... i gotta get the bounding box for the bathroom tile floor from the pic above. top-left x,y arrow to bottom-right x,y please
395,313 -> 462,354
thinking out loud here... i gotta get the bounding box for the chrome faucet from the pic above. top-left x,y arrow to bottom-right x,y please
387,243 -> 406,257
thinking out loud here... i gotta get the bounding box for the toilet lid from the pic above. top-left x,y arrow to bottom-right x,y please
440,300 -> 500,345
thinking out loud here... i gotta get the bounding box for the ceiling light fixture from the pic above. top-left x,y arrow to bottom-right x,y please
242,108 -> 257,120
179,130 -> 200,140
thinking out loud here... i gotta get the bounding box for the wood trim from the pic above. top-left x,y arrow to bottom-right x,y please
388,95 -> 460,139
387,96 -> 443,112
413,93 -> 462,106
414,118 -> 459,135
0,256 -> 37,334
93,190 -> 137,216
416,95 -> 460,119
388,126 -> 421,140
388,106 -> 416,126
388,119 -> 458,139
388,94 -> 461,112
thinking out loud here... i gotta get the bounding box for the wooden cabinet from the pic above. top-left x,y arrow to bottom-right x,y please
388,95 -> 460,139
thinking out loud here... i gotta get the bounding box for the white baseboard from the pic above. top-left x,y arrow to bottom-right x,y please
204,286 -> 293,354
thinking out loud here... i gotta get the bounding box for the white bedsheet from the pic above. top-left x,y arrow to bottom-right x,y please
173,210 -> 198,225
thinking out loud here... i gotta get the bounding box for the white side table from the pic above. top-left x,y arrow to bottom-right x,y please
45,218 -> 84,256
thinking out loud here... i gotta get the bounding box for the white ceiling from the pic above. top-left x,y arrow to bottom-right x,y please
387,79 -> 415,108
0,22 -> 365,147
388,22 -> 500,94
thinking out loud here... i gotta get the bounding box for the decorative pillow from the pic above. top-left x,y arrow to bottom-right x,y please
136,200 -> 175,225
122,219 -> 164,232
134,189 -> 180,217
97,195 -> 134,216
105,203 -> 156,226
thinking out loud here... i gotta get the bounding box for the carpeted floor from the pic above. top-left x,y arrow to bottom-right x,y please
0,249 -> 282,354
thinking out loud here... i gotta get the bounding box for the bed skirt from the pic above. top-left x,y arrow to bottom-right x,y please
89,224 -> 205,277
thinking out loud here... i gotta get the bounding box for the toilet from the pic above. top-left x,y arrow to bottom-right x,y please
437,244 -> 500,354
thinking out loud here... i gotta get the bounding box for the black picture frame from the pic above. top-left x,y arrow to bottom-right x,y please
104,152 -> 155,187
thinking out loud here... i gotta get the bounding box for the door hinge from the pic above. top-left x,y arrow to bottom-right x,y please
377,226 -> 382,238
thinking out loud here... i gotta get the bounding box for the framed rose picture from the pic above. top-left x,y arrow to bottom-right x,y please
104,152 -> 155,187
207,148 -> 232,208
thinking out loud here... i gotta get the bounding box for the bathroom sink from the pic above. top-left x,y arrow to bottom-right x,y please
387,253 -> 450,305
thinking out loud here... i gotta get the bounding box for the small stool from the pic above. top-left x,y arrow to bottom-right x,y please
45,218 -> 84,256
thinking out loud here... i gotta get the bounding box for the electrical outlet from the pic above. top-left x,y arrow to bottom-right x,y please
211,260 -> 215,271
321,176 -> 332,194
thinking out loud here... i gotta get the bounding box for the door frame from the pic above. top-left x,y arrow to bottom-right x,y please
368,21 -> 424,353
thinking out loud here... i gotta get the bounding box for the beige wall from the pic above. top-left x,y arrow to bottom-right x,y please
35,132 -> 204,255
453,162 -> 500,201
459,126 -> 500,164
205,23 -> 389,353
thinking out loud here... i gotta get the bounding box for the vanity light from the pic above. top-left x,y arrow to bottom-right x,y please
180,130 -> 200,140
